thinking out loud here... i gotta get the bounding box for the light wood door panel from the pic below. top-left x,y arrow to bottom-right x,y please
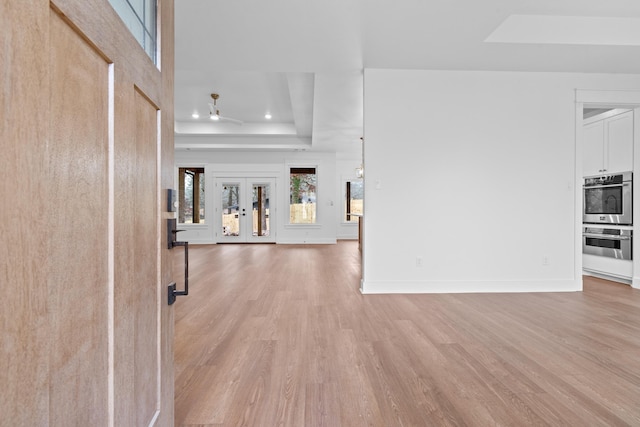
49,9 -> 111,424
114,87 -> 162,425
1,0 -> 175,425
0,2 -> 50,425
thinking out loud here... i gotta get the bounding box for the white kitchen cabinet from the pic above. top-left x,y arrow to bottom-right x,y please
583,120 -> 605,177
583,109 -> 634,177
607,111 -> 634,173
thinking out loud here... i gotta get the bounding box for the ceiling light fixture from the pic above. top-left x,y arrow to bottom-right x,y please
192,112 -> 199,119
208,93 -> 243,125
209,93 -> 221,120
265,112 -> 272,120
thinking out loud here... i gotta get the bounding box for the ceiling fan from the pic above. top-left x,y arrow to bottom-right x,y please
208,93 -> 243,125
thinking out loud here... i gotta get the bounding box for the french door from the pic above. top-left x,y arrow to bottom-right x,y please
216,178 -> 276,243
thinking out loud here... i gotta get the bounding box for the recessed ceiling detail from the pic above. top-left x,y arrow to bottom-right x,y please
486,15 -> 640,46
174,2 -> 640,155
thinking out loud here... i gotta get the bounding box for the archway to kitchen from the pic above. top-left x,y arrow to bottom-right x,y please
576,90 -> 640,290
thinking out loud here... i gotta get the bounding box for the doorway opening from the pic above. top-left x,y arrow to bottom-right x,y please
577,89 -> 640,288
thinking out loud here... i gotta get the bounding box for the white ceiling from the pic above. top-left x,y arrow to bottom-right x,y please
174,0 -> 640,155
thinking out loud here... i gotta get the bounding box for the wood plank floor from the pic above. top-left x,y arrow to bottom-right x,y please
174,241 -> 640,426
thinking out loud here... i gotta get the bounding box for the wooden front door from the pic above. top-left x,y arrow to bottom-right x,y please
1,0 -> 175,425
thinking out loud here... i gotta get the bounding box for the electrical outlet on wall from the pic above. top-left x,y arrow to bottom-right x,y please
416,256 -> 424,267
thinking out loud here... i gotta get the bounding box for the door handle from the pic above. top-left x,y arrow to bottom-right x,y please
167,218 -> 189,305
583,233 -> 630,240
168,242 -> 188,305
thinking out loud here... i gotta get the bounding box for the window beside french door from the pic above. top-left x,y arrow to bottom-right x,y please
216,177 -> 276,243
178,167 -> 205,224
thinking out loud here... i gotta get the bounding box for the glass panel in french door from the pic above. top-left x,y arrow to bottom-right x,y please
252,183 -> 270,237
221,183 -> 240,236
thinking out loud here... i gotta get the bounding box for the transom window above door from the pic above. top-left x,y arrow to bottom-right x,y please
108,0 -> 157,63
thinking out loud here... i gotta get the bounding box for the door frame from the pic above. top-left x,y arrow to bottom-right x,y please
576,90 -> 640,290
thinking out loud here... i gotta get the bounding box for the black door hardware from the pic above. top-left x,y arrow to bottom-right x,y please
168,218 -> 189,305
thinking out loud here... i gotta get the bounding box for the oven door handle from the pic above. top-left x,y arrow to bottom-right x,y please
584,183 -> 631,189
583,233 -> 631,240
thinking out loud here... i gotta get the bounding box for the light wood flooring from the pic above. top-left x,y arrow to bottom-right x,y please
174,241 -> 640,426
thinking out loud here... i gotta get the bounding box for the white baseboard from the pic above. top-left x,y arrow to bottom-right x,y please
583,269 -> 632,285
183,238 -> 340,245
277,238 -> 337,244
336,233 -> 358,240
181,238 -> 215,245
360,279 -> 582,294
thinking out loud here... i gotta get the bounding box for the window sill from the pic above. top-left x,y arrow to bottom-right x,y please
284,224 -> 322,229
177,223 -> 208,228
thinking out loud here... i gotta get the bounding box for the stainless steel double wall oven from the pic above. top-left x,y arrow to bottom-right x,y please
583,172 -> 632,260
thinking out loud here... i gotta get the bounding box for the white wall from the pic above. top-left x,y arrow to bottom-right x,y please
362,69 -> 640,293
174,150 -> 354,244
